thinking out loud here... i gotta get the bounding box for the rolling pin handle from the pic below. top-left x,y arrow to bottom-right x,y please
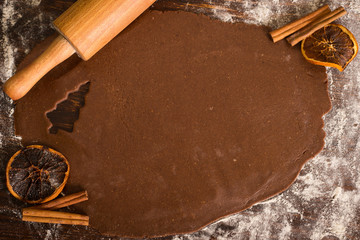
3,35 -> 75,101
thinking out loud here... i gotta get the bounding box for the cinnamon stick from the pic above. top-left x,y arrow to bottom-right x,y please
22,208 -> 89,226
270,5 -> 330,43
34,191 -> 88,210
286,7 -> 347,46
23,208 -> 89,220
21,191 -> 89,226
22,216 -> 89,226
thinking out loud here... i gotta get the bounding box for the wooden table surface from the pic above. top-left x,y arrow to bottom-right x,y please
1,0 -> 360,239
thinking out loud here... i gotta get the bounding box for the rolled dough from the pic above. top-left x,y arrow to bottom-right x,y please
14,11 -> 331,237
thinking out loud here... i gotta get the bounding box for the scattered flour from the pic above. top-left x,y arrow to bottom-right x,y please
1,0 -> 16,81
1,0 -> 360,239
212,8 -> 234,23
44,229 -> 52,240
174,1 -> 360,240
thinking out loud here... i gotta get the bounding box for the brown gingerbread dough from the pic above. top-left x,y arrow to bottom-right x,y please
14,11 -> 331,238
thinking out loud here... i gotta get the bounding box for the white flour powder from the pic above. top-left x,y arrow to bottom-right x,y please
1,0 -> 360,239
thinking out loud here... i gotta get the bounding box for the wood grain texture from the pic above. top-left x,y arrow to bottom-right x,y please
1,0 -> 360,239
4,0 -> 157,100
54,0 -> 156,60
3,35 -> 75,100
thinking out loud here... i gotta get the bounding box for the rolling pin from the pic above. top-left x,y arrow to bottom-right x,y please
3,0 -> 156,101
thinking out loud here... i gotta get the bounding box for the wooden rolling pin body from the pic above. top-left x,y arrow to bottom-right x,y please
3,0 -> 156,100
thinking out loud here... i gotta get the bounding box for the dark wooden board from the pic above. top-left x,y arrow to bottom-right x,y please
1,0 -> 360,239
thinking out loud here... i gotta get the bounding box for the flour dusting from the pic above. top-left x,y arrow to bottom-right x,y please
1,0 -> 16,81
1,0 -> 360,239
211,8 -> 234,23
174,1 -> 360,240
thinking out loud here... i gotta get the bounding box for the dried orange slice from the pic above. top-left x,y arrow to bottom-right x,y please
301,24 -> 358,71
6,145 -> 69,204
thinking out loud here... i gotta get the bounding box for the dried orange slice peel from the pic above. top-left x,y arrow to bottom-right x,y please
6,145 -> 70,204
301,24 -> 358,71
